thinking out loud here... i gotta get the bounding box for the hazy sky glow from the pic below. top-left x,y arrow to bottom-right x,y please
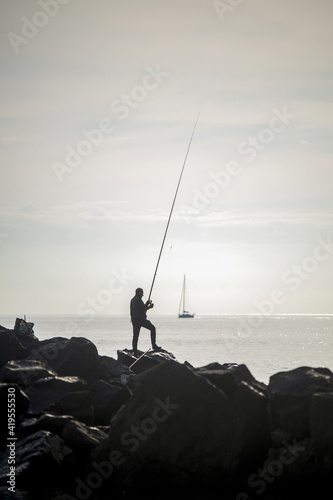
1,0 -> 333,315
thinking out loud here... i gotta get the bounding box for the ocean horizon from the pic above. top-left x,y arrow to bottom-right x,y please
1,313 -> 332,384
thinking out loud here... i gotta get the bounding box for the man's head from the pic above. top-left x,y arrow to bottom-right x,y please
135,287 -> 144,298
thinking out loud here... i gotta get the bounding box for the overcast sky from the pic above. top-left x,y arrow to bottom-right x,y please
1,0 -> 333,316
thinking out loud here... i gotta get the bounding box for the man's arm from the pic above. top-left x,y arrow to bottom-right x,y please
145,299 -> 154,311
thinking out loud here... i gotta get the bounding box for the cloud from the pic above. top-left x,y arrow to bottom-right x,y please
0,0 -> 332,313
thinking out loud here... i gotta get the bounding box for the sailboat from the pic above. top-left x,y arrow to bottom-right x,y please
178,275 -> 195,318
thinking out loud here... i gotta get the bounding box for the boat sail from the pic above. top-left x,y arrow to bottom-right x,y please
178,275 -> 195,318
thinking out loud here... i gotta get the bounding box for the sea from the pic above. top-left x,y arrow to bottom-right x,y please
1,313 -> 332,384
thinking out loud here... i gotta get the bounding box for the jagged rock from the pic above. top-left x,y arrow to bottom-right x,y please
16,413 -> 74,441
26,376 -> 86,413
29,336 -> 99,378
0,359 -> 57,388
1,324 -> 333,498
0,327 -> 27,367
88,379 -> 132,425
195,363 -> 240,398
0,383 -> 30,448
93,361 -> 271,493
269,366 -> 333,439
61,420 -> 108,457
195,363 -> 271,473
25,376 -> 94,424
310,392 -> 333,471
52,390 -> 94,425
0,430 -> 73,487
117,348 -> 176,374
86,355 -> 134,385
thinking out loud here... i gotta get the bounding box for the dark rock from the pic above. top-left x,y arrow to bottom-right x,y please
89,379 -> 132,425
61,420 -> 108,457
269,366 -> 333,439
247,437 -> 314,497
0,383 -> 30,448
195,362 -> 268,401
85,355 -> 134,386
52,390 -> 94,425
227,363 -> 256,384
26,376 -> 86,413
0,383 -> 30,419
232,380 -> 271,467
195,364 -> 239,398
1,322 -> 332,497
29,336 -> 99,378
0,327 -> 27,367
310,392 -> 333,471
16,413 -> 74,441
0,430 -> 72,486
26,376 -> 94,424
93,361 -> 271,492
117,348 -> 176,374
0,359 -> 57,388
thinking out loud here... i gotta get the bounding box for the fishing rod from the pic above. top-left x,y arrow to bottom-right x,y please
129,348 -> 151,369
147,112 -> 200,302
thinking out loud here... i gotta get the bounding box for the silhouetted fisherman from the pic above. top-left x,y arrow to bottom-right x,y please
130,287 -> 161,356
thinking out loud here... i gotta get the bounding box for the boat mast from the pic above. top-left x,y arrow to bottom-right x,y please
183,274 -> 186,313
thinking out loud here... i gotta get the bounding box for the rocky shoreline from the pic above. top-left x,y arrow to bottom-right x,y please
0,321 -> 332,499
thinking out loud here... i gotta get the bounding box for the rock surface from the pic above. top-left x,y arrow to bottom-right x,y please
0,327 -> 27,367
92,360 -> 272,494
269,366 -> 333,439
0,359 -> 58,387
0,430 -> 73,487
0,322 -> 332,499
117,347 -> 177,374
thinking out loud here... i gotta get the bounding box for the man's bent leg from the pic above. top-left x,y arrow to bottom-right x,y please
140,319 -> 159,349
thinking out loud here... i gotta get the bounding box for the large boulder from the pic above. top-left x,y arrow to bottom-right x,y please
25,376 -> 94,424
29,337 -> 99,378
310,392 -> 333,471
194,362 -> 267,399
117,348 -> 176,374
92,361 -> 271,494
195,364 -> 239,398
0,383 -> 30,449
61,420 -> 108,458
52,391 -> 94,426
269,366 -> 333,439
88,379 -> 132,425
16,413 -> 74,441
0,327 -> 27,367
0,359 -> 57,388
0,430 -> 73,487
86,355 -> 134,386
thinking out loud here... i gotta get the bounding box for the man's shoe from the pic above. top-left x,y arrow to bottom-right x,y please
152,344 -> 162,351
